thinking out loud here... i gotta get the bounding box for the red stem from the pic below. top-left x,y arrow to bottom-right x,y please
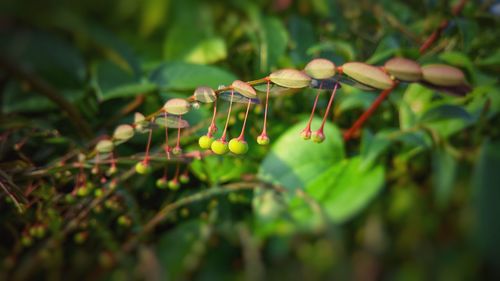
175,115 -> 181,149
163,112 -> 171,159
304,82 -> 323,132
220,90 -> 234,141
343,86 -> 395,141
208,100 -> 218,136
174,163 -> 180,181
318,82 -> 338,132
143,124 -> 154,165
238,99 -> 252,140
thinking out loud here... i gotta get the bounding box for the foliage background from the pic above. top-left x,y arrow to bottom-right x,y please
1,0 -> 500,280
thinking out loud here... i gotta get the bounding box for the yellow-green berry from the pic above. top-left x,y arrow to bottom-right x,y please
211,140 -> 228,155
172,146 -> 182,155
179,174 -> 189,184
229,138 -> 249,155
257,135 -> 270,145
168,180 -> 180,190
156,178 -> 168,189
106,165 -> 117,176
198,135 -> 214,149
311,131 -> 325,143
135,162 -> 152,175
300,129 -> 311,140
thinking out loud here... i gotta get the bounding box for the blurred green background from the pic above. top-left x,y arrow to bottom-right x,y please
1,0 -> 500,280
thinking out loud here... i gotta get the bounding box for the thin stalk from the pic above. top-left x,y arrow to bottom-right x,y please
238,99 -> 252,140
318,83 -> 339,132
261,79 -> 271,136
220,90 -> 234,141
303,82 -> 323,134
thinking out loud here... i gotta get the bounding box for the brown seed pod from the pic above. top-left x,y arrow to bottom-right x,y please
421,64 -> 465,86
113,124 -> 135,142
163,98 -> 190,115
96,140 -> 114,153
231,80 -> 257,98
342,62 -> 394,90
269,69 -> 311,88
384,57 -> 422,82
304,58 -> 336,79
194,86 -> 216,103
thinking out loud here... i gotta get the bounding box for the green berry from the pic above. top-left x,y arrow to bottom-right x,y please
198,135 -> 214,149
117,215 -> 132,227
257,135 -> 270,145
179,174 -> 189,184
168,180 -> 180,190
135,162 -> 152,175
21,235 -> 33,247
311,131 -> 325,143
172,146 -> 182,155
156,178 -> 168,189
211,140 -> 228,155
94,189 -> 103,198
300,129 -> 311,140
228,138 -> 249,155
77,186 -> 89,197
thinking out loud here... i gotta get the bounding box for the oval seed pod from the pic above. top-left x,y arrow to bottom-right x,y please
96,140 -> 114,153
384,57 -> 422,82
421,64 -> 465,86
342,62 -> 394,90
304,58 -> 336,79
269,69 -> 311,88
231,80 -> 257,98
113,124 -> 134,142
194,86 -> 217,103
163,98 -> 190,115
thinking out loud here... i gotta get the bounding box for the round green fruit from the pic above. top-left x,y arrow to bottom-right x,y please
198,135 -> 214,149
135,162 -> 152,175
156,178 -> 168,189
311,131 -> 325,143
257,135 -> 270,145
211,140 -> 228,155
179,174 -> 190,184
228,138 -> 249,155
168,180 -> 180,190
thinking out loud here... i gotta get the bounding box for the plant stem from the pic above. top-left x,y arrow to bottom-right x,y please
343,85 -> 396,141
318,83 -> 339,132
238,99 -> 252,140
261,79 -> 271,135
220,90 -> 234,141
143,125 -> 154,165
304,82 -> 323,133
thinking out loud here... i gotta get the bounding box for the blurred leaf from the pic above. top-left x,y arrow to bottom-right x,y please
307,40 -> 356,62
139,0 -> 170,36
258,118 -> 344,191
190,156 -> 255,185
432,148 -> 457,208
184,38 -> 227,64
288,15 -> 315,65
473,140 -> 500,265
94,61 -> 156,101
439,51 -> 476,83
306,157 -> 385,223
419,104 -> 473,123
149,62 -> 236,91
259,16 -> 288,72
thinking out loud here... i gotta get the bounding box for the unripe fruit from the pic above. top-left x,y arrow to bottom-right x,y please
232,80 -> 257,98
384,57 -> 422,82
163,98 -> 190,115
156,178 -> 168,189
95,139 -> 114,153
135,162 -> 152,175
77,186 -> 89,197
269,69 -> 312,88
304,58 -> 336,79
94,189 -> 103,197
342,62 -> 394,90
228,138 -> 249,155
421,64 -> 465,86
113,124 -> 135,142
117,215 -> 132,227
21,235 -> 33,246
198,135 -> 214,149
300,129 -> 311,140
179,174 -> 189,184
172,147 -> 182,155
211,140 -> 228,155
168,180 -> 180,190
194,86 -> 217,103
311,131 -> 325,143
257,135 -> 270,145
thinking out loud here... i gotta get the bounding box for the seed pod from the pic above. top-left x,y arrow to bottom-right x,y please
384,57 -> 422,82
269,69 -> 311,89
113,124 -> 134,142
421,64 -> 465,86
231,80 -> 257,98
194,86 -> 217,103
304,58 -> 336,79
96,140 -> 114,153
163,98 -> 190,115
342,62 -> 394,90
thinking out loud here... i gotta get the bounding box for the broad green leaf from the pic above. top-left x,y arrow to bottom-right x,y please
288,15 -> 315,65
419,104 -> 473,123
258,118 -> 344,191
432,148 -> 457,208
305,157 -> 385,223
259,17 -> 288,72
473,140 -> 500,264
149,62 -> 236,91
190,156 -> 255,185
94,60 -> 156,101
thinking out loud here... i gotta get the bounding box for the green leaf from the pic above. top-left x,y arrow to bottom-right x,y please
190,156 -> 255,185
258,118 -> 344,191
432,149 -> 457,208
94,60 -> 156,101
149,62 -> 236,91
419,104 -> 473,123
305,157 -> 385,223
259,17 -> 288,72
473,140 -> 500,264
